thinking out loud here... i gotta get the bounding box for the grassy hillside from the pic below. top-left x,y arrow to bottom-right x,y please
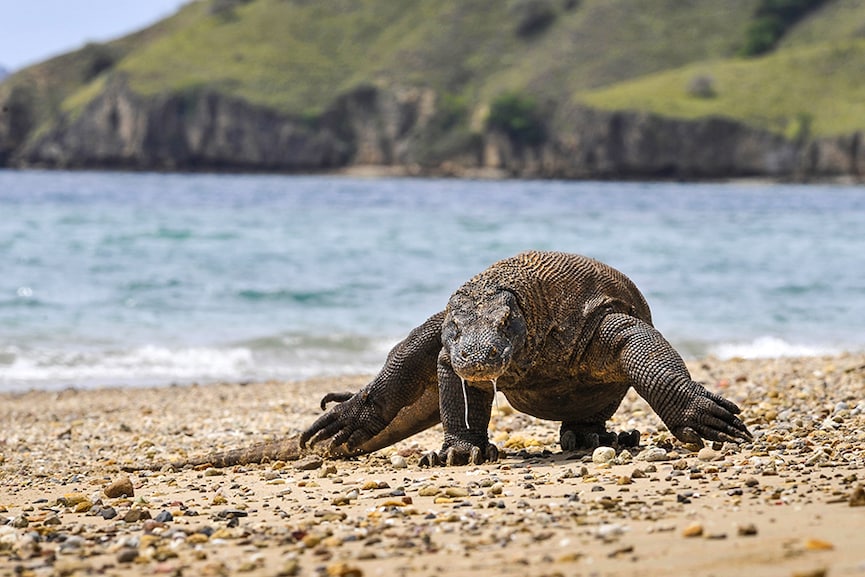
17,0 -> 760,119
578,39 -> 865,138
4,0 -> 865,148
577,0 -> 865,137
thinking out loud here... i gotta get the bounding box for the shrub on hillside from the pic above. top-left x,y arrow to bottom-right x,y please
511,0 -> 558,37
740,0 -> 829,57
487,92 -> 546,145
80,43 -> 118,82
687,74 -> 717,99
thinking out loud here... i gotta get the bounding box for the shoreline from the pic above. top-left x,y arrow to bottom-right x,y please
2,353 -> 864,576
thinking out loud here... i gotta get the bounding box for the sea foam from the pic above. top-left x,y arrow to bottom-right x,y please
709,336 -> 841,360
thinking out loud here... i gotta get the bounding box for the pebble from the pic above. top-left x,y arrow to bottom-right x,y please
592,446 -> 616,464
849,485 -> 865,507
682,523 -> 704,538
124,508 -> 151,523
804,538 -> 834,551
117,548 -> 139,563
389,455 -> 407,469
738,523 -> 758,536
444,487 -> 469,498
294,456 -> 324,471
99,506 -> 118,520
326,562 -> 363,577
791,569 -> 827,577
697,447 -> 722,462
615,449 -> 633,464
104,476 -> 135,498
642,447 -> 670,462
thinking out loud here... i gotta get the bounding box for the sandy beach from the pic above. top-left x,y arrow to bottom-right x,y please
2,353 -> 864,577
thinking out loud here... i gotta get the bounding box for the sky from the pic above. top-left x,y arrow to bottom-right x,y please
0,0 -> 188,72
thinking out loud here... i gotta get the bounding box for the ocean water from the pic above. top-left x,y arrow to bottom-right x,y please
1,170 -> 863,391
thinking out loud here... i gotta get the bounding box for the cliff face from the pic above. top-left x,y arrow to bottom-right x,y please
16,80 -> 348,171
5,80 -> 862,180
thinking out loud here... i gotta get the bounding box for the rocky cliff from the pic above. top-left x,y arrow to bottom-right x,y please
2,79 -> 861,180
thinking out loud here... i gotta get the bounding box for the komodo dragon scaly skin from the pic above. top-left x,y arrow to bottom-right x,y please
126,251 -> 751,470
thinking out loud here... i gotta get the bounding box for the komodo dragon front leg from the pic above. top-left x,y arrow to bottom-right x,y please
593,313 -> 751,446
300,312 -> 445,455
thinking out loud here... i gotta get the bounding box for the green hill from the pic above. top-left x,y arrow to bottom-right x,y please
2,0 -> 864,177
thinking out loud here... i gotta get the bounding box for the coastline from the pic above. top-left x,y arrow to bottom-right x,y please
2,353 -> 864,577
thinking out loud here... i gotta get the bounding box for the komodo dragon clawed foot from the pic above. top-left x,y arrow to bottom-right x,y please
560,424 -> 641,451
420,442 -> 499,467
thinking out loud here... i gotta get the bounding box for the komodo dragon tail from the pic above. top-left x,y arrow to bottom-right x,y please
121,435 -> 306,471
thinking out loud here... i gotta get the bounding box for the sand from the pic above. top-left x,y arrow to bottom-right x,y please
2,353 -> 864,577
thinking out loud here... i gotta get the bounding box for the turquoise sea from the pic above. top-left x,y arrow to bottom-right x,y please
1,170 -> 863,390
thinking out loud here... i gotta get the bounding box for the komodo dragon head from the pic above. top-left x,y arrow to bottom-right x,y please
442,288 -> 528,382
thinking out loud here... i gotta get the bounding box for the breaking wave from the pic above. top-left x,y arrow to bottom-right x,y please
709,336 -> 842,360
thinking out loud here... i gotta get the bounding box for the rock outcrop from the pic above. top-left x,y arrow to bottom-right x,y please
2,79 -> 862,180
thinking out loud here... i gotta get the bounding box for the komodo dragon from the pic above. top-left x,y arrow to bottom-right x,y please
126,251 -> 750,470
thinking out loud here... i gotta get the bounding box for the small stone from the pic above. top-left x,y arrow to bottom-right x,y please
99,506 -> 118,520
104,476 -> 135,498
390,455 -> 407,469
294,456 -> 324,471
682,522 -> 703,538
277,559 -> 300,576
10,515 -> 28,528
849,485 -> 865,507
615,450 -> 633,464
642,447 -> 669,462
737,523 -> 758,536
592,447 -> 616,464
418,485 -> 440,497
123,508 -> 151,523
116,548 -> 138,563
697,447 -> 721,462
804,538 -> 834,551
331,495 -> 351,506
791,569 -> 827,577
216,509 -> 249,519
302,534 -> 321,548
616,476 -> 632,485
631,468 -> 647,479
326,562 -> 363,577
61,493 -> 87,505
319,464 -> 338,478
154,510 -> 173,523
444,487 -> 469,498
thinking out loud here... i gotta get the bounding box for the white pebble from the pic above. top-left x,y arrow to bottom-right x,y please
615,449 -> 633,464
390,455 -> 407,469
592,446 -> 616,464
641,447 -> 669,462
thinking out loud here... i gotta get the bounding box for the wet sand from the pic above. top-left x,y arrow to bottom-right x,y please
2,354 -> 864,577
